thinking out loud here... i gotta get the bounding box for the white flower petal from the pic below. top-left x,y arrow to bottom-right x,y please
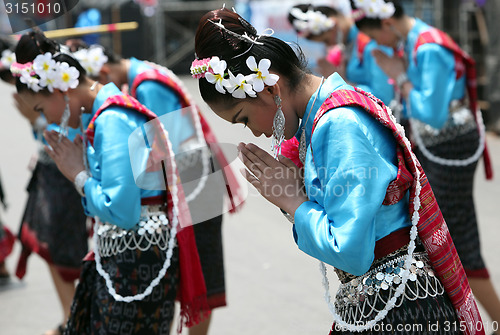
264,73 -> 279,86
258,58 -> 271,72
232,88 -> 246,99
246,56 -> 258,71
215,81 -> 226,94
252,78 -> 264,92
205,72 -> 216,84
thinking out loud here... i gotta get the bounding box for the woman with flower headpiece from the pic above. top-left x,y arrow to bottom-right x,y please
193,7 -> 485,334
287,3 -> 394,105
0,35 -> 88,335
12,31 -> 209,334
350,0 -> 500,328
70,43 -> 244,335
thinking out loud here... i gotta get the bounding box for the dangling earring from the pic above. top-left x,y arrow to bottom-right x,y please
272,95 -> 285,158
58,95 -> 71,142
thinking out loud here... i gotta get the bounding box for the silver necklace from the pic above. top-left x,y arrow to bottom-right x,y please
299,77 -> 324,164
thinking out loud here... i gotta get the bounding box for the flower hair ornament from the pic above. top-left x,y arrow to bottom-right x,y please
72,46 -> 108,77
190,55 -> 279,99
0,49 -> 16,70
289,8 -> 335,36
10,52 -> 80,92
352,0 -> 395,20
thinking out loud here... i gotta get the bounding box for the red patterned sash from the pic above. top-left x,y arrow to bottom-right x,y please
85,94 -> 209,328
311,88 -> 484,335
414,28 -> 493,180
130,68 -> 244,213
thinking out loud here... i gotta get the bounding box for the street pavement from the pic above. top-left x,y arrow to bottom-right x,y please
0,77 -> 499,335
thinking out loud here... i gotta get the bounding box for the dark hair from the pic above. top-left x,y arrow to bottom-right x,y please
351,0 -> 404,30
14,31 -> 87,94
288,4 -> 340,37
0,37 -> 15,83
194,8 -> 307,105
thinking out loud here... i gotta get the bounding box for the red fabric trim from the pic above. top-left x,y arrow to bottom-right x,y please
465,268 -> 490,279
55,265 -> 82,282
15,224 -> 81,282
83,250 -> 95,262
140,195 -> 166,206
206,292 -> 227,309
312,87 -> 485,335
0,226 -> 15,263
414,28 -> 493,180
374,226 -> 411,260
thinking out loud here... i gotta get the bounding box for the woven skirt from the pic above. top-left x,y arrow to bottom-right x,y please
16,159 -> 88,281
65,245 -> 179,335
415,126 -> 487,276
192,215 -> 226,309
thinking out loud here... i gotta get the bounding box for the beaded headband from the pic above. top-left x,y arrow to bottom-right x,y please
11,52 -> 80,93
289,8 -> 335,37
352,0 -> 395,21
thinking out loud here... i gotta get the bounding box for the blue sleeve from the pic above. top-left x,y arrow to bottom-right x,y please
136,81 -> 195,152
293,107 -> 397,276
407,44 -> 456,129
346,43 -> 369,87
365,44 -> 394,105
346,42 -> 394,106
82,109 -> 145,229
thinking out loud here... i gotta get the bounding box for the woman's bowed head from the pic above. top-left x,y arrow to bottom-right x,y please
13,32 -> 100,183
193,7 -> 320,214
350,0 -> 413,96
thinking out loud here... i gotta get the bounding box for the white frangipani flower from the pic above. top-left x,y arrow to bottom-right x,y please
33,52 -> 57,79
224,70 -> 256,99
245,56 -> 279,93
0,49 -> 15,68
39,70 -> 58,93
53,62 -> 80,91
354,0 -> 395,19
20,74 -> 41,92
205,56 -> 228,94
353,0 -> 370,8
379,2 -> 395,19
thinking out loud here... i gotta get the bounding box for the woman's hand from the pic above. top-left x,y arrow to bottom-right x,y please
372,49 -> 406,80
44,130 -> 86,182
316,58 -> 346,79
238,142 -> 308,217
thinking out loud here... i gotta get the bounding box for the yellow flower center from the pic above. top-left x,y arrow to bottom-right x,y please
43,63 -> 49,71
62,72 -> 70,82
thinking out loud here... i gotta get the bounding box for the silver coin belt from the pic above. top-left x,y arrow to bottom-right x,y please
333,250 -> 444,323
96,204 -> 173,257
413,102 -> 477,147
